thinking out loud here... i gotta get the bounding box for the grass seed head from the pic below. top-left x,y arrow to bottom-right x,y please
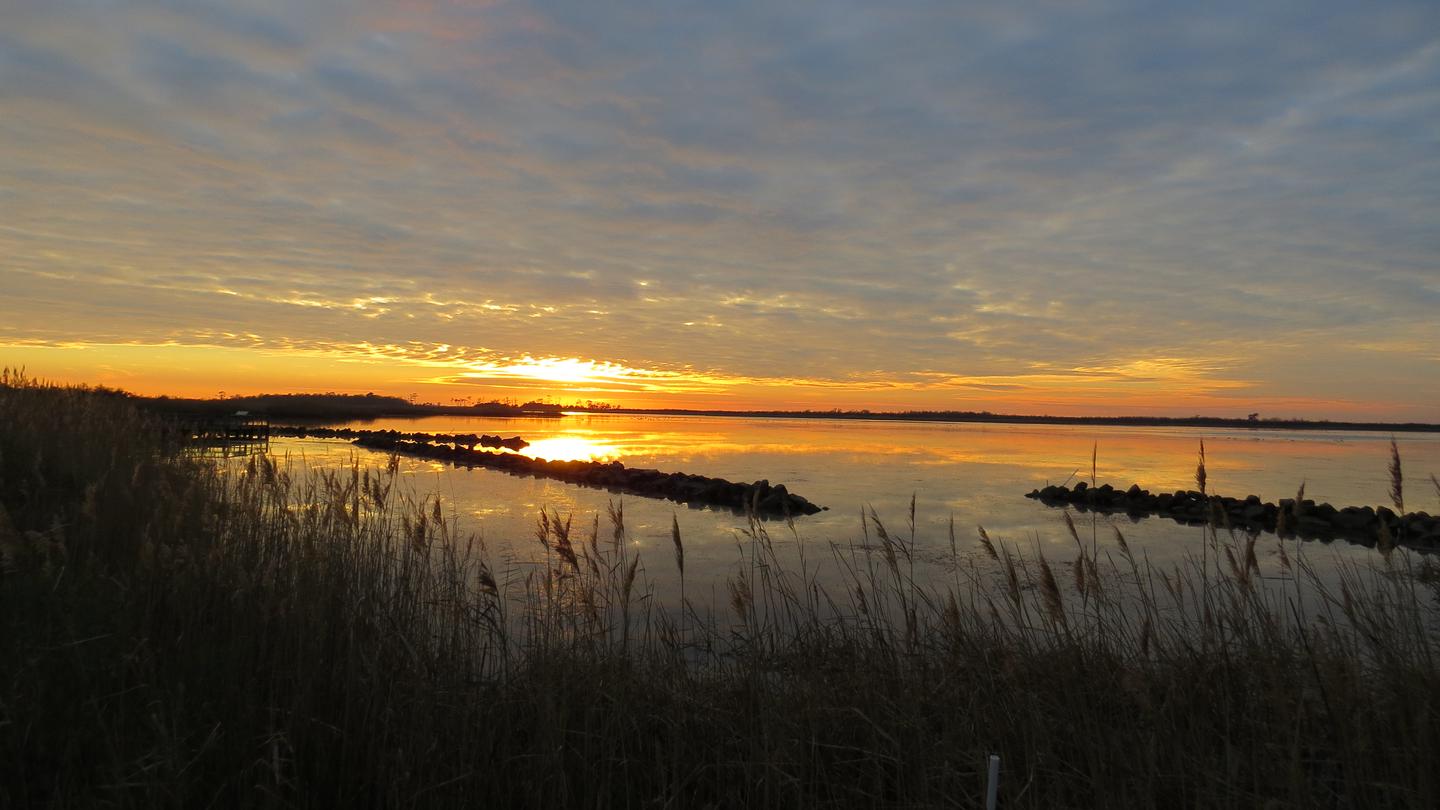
1388,439 -> 1404,514
977,525 -> 999,561
670,513 -> 684,578
1195,439 -> 1207,496
1039,556 -> 1064,624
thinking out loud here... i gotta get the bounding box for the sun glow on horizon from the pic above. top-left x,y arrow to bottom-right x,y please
463,357 -> 673,386
1,339 -> 1434,422
451,355 -> 745,396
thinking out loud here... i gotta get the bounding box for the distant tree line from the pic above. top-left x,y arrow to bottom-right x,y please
138,392 -> 544,420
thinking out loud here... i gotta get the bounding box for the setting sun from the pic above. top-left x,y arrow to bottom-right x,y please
462,357 -> 672,387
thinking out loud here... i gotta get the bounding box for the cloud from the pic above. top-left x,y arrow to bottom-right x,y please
1,0 -> 1438,417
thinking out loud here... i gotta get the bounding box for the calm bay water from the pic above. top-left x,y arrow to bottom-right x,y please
268,414 -> 1440,599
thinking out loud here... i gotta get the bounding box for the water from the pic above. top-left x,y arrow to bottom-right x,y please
268,413 -> 1440,600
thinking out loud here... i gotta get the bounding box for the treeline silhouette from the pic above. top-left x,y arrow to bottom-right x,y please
138,392 -> 548,419
574,407 -> 1440,433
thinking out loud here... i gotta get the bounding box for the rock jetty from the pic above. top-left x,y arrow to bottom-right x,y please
272,426 -> 529,452
1026,482 -> 1440,550
351,434 -> 825,518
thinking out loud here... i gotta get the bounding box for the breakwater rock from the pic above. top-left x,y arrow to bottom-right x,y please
1026,482 -> 1440,550
353,435 -> 825,518
273,426 -> 528,452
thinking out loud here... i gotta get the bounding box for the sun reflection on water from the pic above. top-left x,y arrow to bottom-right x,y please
519,435 -> 622,463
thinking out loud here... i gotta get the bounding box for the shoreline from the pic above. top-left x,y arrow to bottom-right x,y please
273,406 -> 1440,435
569,407 -> 1440,434
88,389 -> 1440,434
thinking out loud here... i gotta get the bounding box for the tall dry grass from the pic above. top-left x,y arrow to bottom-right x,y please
3,371 -> 1440,808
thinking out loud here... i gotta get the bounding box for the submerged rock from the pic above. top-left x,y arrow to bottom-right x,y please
271,425 -> 528,451
350,435 -> 825,518
1025,482 -> 1440,552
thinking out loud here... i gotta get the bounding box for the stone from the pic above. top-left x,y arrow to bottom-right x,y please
1023,480 -> 1440,553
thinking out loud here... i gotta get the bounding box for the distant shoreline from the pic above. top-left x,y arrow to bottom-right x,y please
38,389 -> 1440,436
132,391 -> 1440,434
561,407 -> 1440,434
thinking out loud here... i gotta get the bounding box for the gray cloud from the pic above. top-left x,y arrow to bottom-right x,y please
1,0 -> 1437,416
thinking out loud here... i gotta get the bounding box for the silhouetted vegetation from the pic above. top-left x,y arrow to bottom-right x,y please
576,405 -> 1440,433
139,391 -> 554,420
4,370 -> 1440,808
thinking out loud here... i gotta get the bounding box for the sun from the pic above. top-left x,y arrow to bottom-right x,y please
461,356 -> 667,387
502,358 -> 618,384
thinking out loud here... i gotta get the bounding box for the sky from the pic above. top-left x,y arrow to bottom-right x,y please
2,0 -> 1438,419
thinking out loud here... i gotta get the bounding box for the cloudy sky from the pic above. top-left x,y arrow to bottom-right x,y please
3,0 -> 1438,418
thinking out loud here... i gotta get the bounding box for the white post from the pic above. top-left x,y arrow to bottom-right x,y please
986,754 -> 1000,810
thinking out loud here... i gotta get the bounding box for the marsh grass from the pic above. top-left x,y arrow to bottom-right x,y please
1390,438 -> 1405,514
3,372 -> 1440,808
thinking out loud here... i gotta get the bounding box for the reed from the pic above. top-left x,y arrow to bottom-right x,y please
3,372 -> 1439,809
1196,437 -> 1208,496
1390,438 -> 1405,514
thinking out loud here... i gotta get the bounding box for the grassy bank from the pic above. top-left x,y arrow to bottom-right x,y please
2,372 -> 1438,808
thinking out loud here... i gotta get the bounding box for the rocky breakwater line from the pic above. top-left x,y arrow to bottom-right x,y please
352,435 -> 826,518
272,426 -> 529,452
1026,482 -> 1440,550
